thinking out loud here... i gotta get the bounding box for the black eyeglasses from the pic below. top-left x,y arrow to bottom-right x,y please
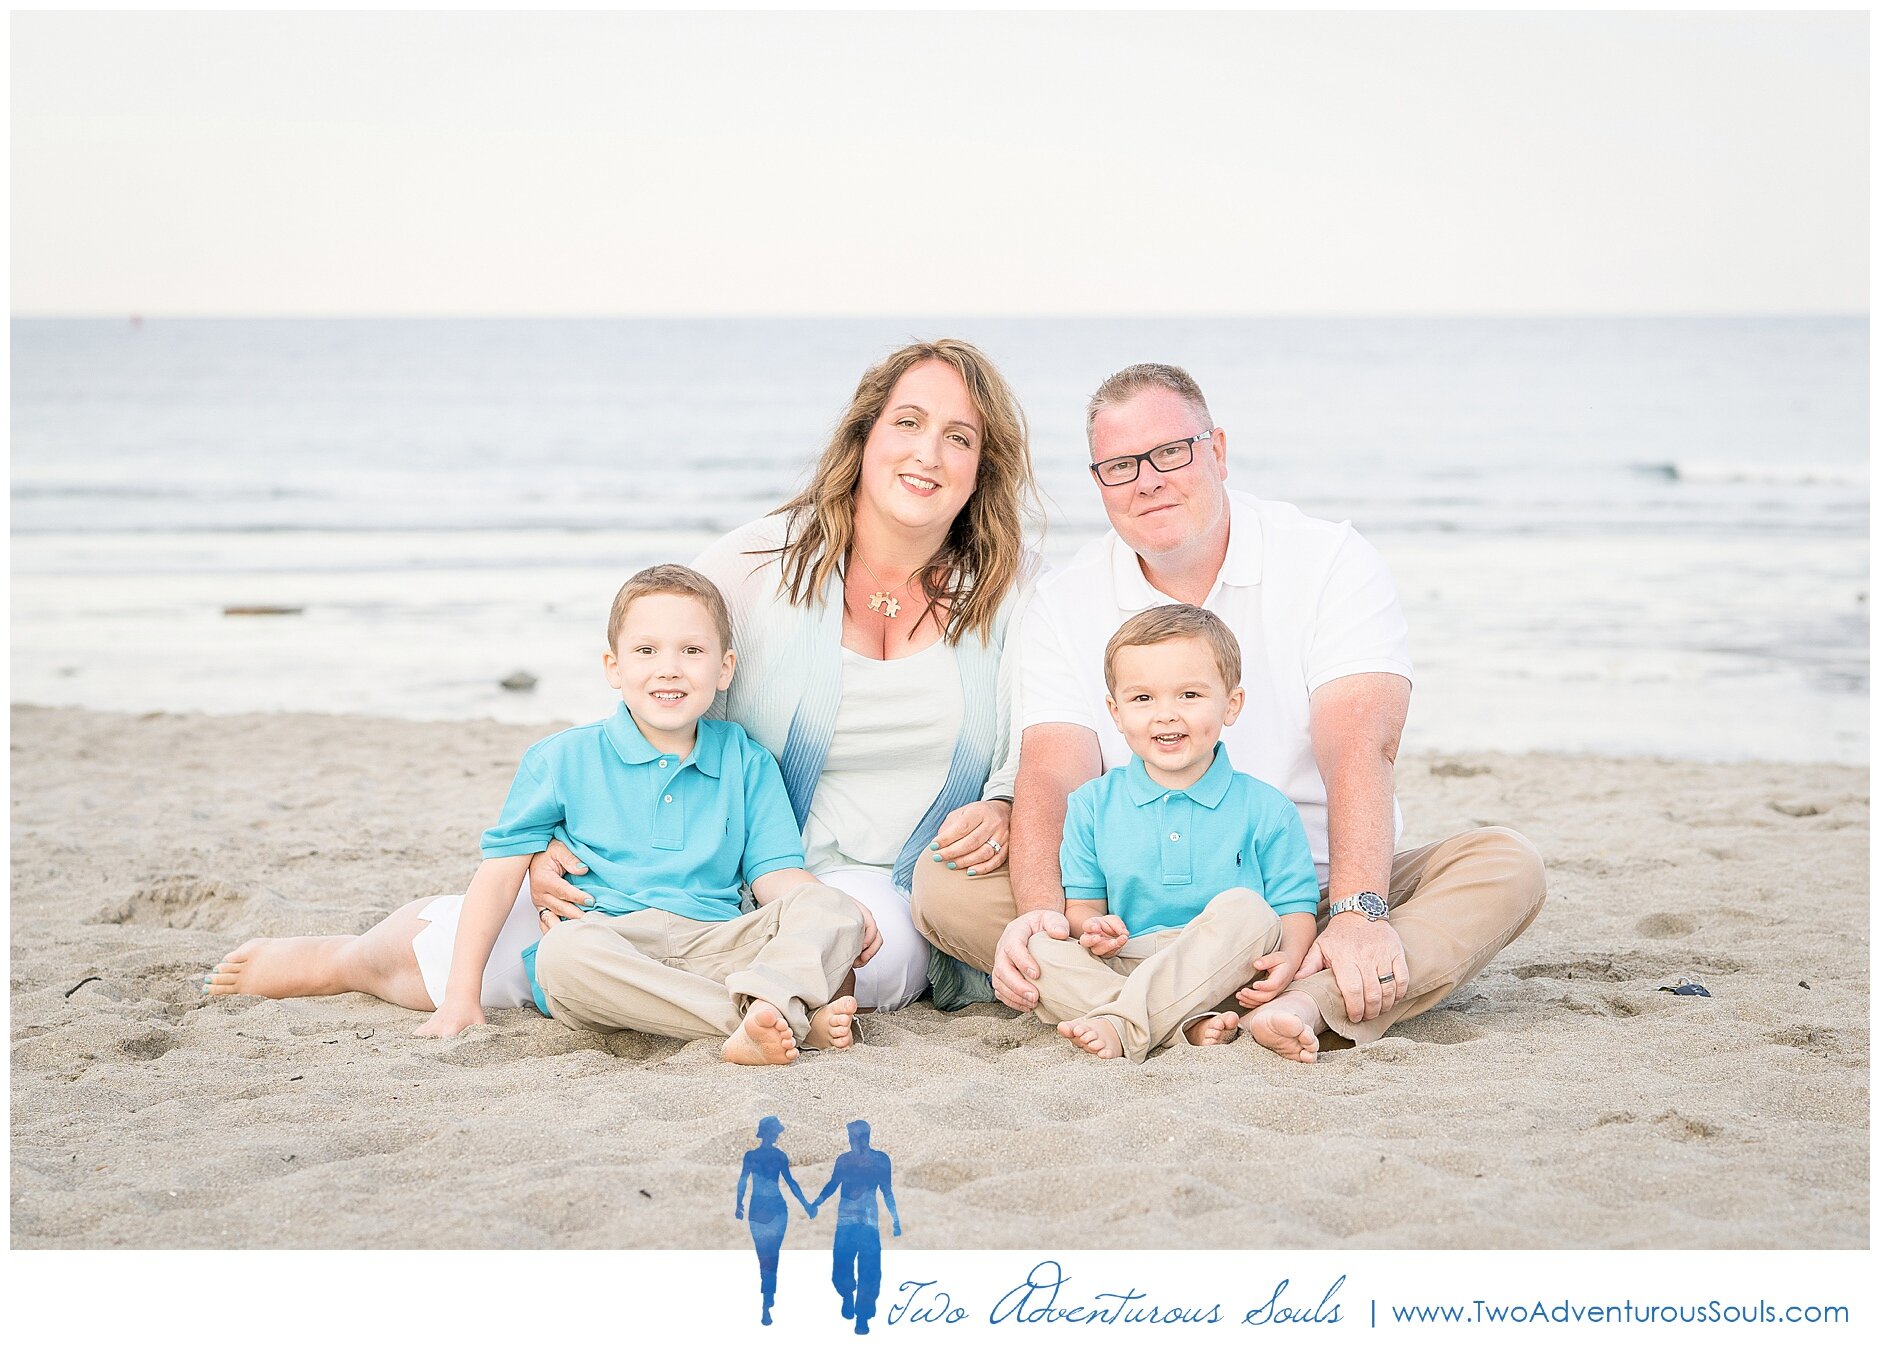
1089,430 -> 1214,487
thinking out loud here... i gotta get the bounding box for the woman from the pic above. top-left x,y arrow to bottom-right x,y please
533,339 -> 1039,1010
735,1116 -> 811,1326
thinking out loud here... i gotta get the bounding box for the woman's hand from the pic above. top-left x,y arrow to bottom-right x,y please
414,998 -> 484,1039
929,799 -> 1012,877
530,839 -> 594,919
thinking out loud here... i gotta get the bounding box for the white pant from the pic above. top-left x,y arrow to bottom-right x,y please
819,867 -> 929,1012
409,881 -> 542,1011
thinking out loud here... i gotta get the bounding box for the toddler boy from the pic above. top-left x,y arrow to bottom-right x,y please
1032,604 -> 1320,1062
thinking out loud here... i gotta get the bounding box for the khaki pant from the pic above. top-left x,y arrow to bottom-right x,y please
913,826 -> 1546,1045
531,882 -> 864,1043
1029,889 -> 1283,1063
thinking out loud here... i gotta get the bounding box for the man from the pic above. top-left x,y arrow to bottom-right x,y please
810,1120 -> 900,1335
913,363 -> 1545,1060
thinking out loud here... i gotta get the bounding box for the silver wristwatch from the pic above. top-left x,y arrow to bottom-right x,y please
1327,890 -> 1389,923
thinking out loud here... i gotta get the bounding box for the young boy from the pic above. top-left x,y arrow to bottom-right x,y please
208,565 -> 871,1066
1031,603 -> 1322,1063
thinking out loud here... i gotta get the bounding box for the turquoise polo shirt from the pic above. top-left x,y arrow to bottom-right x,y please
1059,743 -> 1320,937
481,708 -> 806,1015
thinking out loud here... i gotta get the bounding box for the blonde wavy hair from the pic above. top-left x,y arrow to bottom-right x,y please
768,339 -> 1037,645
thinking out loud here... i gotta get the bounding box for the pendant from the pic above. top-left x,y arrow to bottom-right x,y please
867,590 -> 901,619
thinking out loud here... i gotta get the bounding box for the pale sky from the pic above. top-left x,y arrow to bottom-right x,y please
9,9 -> 1868,316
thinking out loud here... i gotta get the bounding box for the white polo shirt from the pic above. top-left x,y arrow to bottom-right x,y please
1018,489 -> 1413,884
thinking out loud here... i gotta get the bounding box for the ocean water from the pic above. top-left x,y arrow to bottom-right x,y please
10,317 -> 1869,763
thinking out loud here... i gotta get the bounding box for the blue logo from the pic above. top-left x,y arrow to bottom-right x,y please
736,1116 -> 900,1333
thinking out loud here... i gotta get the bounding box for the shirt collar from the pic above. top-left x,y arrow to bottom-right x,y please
602,704 -> 724,777
1123,743 -> 1233,808
1108,490 -> 1264,608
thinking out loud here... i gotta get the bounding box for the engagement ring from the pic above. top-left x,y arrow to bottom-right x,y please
987,838 -> 1002,854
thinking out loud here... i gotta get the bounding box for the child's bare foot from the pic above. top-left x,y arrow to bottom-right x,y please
203,937 -> 349,999
1056,1016 -> 1122,1059
806,996 -> 858,1050
1183,1012 -> 1240,1047
722,1002 -> 799,1066
1242,992 -> 1323,1063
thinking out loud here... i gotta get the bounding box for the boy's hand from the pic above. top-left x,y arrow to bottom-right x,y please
1236,950 -> 1302,1009
414,999 -> 484,1039
529,839 -> 595,914
1079,914 -> 1129,958
854,900 -> 883,968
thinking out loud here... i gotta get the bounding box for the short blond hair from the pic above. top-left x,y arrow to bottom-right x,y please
606,565 -> 733,654
1085,363 -> 1213,448
1103,604 -> 1241,693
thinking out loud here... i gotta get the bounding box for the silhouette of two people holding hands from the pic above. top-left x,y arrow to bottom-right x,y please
735,1117 -> 900,1332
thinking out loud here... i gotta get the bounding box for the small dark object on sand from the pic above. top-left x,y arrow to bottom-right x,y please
1799,980 -> 1811,989
64,975 -> 103,999
223,605 -> 305,616
500,670 -> 538,692
1658,980 -> 1711,997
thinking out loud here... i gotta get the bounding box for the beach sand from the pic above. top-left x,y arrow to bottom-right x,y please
9,704 -> 1869,1249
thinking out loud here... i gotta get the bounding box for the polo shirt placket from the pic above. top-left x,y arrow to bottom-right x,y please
603,707 -> 720,856
1155,790 -> 1194,886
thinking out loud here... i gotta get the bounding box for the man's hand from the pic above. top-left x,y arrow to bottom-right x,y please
991,909 -> 1070,1010
1078,914 -> 1129,959
929,799 -> 1012,876
1313,912 -> 1408,1022
414,998 -> 485,1039
529,839 -> 594,917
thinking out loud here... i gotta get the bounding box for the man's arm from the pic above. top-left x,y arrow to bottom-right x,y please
810,1167 -> 839,1210
1008,723 -> 1101,911
1309,672 -> 1413,1021
877,1155 -> 900,1235
990,723 -> 1103,1009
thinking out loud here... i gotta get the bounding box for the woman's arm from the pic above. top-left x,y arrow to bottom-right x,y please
782,1161 -> 812,1213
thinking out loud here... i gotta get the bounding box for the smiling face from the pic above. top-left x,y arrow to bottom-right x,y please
1088,386 -> 1229,562
853,358 -> 983,546
603,592 -> 735,754
1105,635 -> 1244,789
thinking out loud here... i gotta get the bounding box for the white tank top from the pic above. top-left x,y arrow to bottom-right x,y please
803,643 -> 962,876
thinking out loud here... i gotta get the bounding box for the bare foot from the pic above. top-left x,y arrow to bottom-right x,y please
722,1002 -> 799,1066
1183,1011 -> 1240,1047
1056,1016 -> 1122,1059
806,996 -> 859,1050
1242,992 -> 1323,1063
203,937 -> 351,999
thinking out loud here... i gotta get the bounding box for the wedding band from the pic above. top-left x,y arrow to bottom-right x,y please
1378,972 -> 1395,984
538,907 -> 554,919
987,838 -> 1002,854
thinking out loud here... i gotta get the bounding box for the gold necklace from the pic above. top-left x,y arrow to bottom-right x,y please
851,550 -> 918,620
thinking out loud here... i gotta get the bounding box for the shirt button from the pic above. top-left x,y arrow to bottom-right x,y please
658,760 -> 668,769
1169,832 -> 1181,842
663,794 -> 673,804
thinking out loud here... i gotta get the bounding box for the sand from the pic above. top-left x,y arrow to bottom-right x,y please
8,704 -> 1869,1249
